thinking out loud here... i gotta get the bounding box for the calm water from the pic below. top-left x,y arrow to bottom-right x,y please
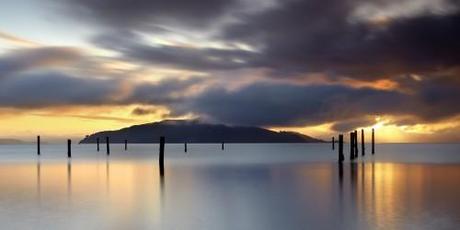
0,143 -> 459,229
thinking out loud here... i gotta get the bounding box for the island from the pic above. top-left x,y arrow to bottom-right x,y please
79,120 -> 324,143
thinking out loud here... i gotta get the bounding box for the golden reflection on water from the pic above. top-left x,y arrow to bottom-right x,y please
340,162 -> 460,229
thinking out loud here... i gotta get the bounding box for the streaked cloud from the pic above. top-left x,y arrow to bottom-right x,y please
0,31 -> 40,47
0,47 -> 82,78
55,0 -> 240,29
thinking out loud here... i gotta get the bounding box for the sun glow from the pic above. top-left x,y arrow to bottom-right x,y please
269,114 -> 460,143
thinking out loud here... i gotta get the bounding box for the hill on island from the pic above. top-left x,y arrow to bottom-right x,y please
79,120 -> 323,144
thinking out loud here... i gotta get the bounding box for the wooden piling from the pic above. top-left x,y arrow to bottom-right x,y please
37,136 -> 40,156
106,137 -> 110,156
97,138 -> 100,152
338,134 -> 344,163
159,136 -> 165,177
372,128 -> 375,154
349,132 -> 354,160
332,137 -> 335,150
184,142 -> 187,153
354,130 -> 358,157
67,139 -> 71,158
124,139 -> 127,151
361,129 -> 365,156
222,142 -> 224,150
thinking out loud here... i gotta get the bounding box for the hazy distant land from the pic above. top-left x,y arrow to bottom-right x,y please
80,120 -> 324,144
0,139 -> 28,145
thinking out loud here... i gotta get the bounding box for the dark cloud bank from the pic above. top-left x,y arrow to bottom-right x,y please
72,0 -> 460,78
57,0 -> 240,29
176,80 -> 460,131
1,0 -> 460,132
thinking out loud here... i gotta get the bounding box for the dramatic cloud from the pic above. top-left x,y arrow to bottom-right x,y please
125,78 -> 205,105
175,80 -> 460,130
0,72 -> 120,108
56,0 -> 240,29
0,47 -> 82,78
221,0 -> 460,79
0,71 -> 203,109
132,107 -> 157,116
90,30 -> 257,71
80,0 -> 460,83
350,0 -> 459,21
331,118 -> 377,132
179,83 -> 408,127
0,45 -> 206,108
122,45 -> 256,71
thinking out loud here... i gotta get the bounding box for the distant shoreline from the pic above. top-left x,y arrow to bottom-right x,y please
0,139 -> 29,145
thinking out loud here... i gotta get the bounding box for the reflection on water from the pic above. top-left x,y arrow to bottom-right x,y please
0,144 -> 459,229
337,162 -> 460,230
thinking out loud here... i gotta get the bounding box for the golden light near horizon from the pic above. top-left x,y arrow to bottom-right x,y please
269,115 -> 460,143
0,105 -> 183,141
0,105 -> 458,143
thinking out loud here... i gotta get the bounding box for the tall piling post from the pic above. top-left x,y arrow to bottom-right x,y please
124,139 -> 127,151
37,136 -> 41,156
222,142 -> 224,150
354,130 -> 358,158
349,132 -> 354,160
338,134 -> 344,163
159,136 -> 165,177
67,139 -> 71,158
184,142 -> 187,153
332,137 -> 335,150
372,128 -> 375,154
106,137 -> 110,156
361,129 -> 365,156
97,138 -> 100,152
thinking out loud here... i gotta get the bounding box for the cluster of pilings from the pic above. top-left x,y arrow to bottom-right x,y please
333,128 -> 375,163
35,135 -> 227,178
36,136 -> 130,158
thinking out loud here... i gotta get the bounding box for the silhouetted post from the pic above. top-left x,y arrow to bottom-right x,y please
349,132 -> 354,160
67,139 -> 71,158
354,130 -> 358,157
372,128 -> 375,154
222,142 -> 224,150
97,138 -> 100,152
332,137 -> 335,150
338,134 -> 344,163
37,136 -> 41,156
159,136 -> 165,177
361,129 -> 365,156
184,142 -> 187,153
106,137 -> 110,156
124,139 -> 127,151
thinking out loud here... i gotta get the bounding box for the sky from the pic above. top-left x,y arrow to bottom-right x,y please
0,0 -> 459,143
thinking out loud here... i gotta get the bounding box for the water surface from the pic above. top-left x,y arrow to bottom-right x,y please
0,143 -> 459,229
